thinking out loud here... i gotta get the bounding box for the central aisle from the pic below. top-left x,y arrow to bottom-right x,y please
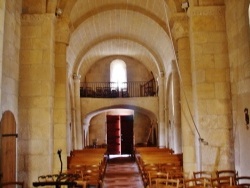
102,155 -> 144,188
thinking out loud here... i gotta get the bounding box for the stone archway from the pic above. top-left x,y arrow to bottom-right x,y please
0,111 -> 17,183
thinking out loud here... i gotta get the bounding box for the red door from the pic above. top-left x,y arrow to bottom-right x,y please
120,115 -> 134,155
107,115 -> 121,154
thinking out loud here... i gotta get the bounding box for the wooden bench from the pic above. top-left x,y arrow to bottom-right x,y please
135,147 -> 183,187
135,147 -> 174,154
67,148 -> 107,187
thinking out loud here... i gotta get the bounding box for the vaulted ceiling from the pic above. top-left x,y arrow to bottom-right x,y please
56,0 -> 184,80
21,0 -> 185,119
23,0 -> 184,80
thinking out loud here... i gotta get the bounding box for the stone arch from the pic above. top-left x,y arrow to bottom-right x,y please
82,104 -> 158,147
71,3 -> 169,34
71,31 -> 165,79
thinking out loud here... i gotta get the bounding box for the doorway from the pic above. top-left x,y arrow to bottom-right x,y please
106,115 -> 134,155
0,111 -> 17,183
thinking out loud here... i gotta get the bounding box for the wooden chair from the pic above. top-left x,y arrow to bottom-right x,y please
147,171 -> 168,187
185,178 -> 208,188
216,170 -> 238,178
216,170 -> 238,186
236,176 -> 250,188
168,170 -> 186,180
83,164 -> 102,188
0,181 -> 24,187
157,178 -> 180,188
211,176 -> 233,188
74,180 -> 87,188
147,178 -> 180,188
193,171 -> 212,186
143,164 -> 159,187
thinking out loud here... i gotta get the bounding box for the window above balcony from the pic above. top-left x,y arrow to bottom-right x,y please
110,59 -> 127,91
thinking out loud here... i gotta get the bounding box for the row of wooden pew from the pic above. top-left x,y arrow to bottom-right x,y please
135,147 -> 250,188
135,147 -> 184,187
67,148 -> 108,187
185,170 -> 250,188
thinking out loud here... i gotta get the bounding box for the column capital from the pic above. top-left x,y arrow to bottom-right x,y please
170,13 -> 189,40
55,17 -> 70,45
73,73 -> 81,80
21,13 -> 55,24
187,5 -> 225,17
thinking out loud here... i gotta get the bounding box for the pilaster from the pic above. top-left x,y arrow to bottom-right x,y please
188,5 -> 233,170
53,17 -> 71,173
171,13 -> 196,173
73,74 -> 83,149
157,72 -> 165,147
171,60 -> 181,154
19,13 -> 55,185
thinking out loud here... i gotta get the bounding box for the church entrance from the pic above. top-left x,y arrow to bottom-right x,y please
106,115 -> 134,155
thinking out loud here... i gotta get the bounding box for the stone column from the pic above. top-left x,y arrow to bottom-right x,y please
158,72 -> 165,147
188,6 -> 233,170
19,14 -> 55,185
171,13 -> 196,172
73,74 -> 83,149
83,125 -> 89,147
53,17 -> 70,172
171,60 -> 182,154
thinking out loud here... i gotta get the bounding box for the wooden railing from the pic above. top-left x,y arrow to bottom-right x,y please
80,79 -> 157,98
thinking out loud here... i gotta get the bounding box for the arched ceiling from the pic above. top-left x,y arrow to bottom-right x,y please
51,0 -> 184,118
56,0 -> 184,79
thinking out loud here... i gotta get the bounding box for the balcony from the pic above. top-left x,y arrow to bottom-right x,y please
80,79 -> 156,98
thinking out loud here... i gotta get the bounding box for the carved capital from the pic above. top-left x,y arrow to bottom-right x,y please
21,14 -> 55,25
55,17 -> 70,44
170,13 -> 189,40
73,73 -> 81,80
187,6 -> 225,17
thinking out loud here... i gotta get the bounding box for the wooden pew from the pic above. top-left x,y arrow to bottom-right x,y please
135,147 -> 174,154
135,147 -> 183,187
67,148 -> 107,187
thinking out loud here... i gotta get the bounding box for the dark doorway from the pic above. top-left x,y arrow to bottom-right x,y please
120,115 -> 134,155
106,115 -> 134,155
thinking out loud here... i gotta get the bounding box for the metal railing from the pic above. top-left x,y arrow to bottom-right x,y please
80,79 -> 157,98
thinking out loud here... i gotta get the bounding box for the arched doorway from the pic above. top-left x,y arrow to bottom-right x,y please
0,111 -> 17,183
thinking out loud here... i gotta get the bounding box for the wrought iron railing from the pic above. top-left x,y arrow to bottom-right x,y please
80,79 -> 156,98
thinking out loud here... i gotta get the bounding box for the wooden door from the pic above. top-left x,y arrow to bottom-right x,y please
0,111 -> 17,183
120,115 -> 134,155
106,115 -> 121,154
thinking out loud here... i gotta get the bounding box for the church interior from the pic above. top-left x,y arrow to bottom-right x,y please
0,0 -> 250,187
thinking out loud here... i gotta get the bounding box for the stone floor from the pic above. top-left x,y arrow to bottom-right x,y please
102,155 -> 144,188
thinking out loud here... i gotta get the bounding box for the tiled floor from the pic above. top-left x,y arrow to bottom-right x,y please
102,155 -> 144,188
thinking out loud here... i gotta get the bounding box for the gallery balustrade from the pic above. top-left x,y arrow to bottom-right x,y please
80,79 -> 156,98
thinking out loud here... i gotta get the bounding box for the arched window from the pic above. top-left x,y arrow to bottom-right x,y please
110,59 -> 127,90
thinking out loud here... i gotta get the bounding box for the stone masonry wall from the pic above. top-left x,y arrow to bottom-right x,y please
225,0 -> 250,176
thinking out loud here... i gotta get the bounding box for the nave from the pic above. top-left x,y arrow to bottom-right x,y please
65,147 -> 250,188
102,155 -> 144,188
28,147 -> 250,188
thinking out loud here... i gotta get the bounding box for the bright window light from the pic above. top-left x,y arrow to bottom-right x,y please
110,59 -> 127,90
